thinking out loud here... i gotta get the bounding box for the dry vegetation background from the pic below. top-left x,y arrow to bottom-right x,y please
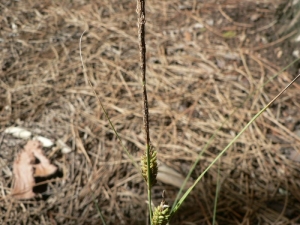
1,0 -> 300,224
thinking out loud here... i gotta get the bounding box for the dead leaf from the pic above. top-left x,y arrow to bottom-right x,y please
31,146 -> 57,177
12,140 -> 57,199
12,146 -> 36,199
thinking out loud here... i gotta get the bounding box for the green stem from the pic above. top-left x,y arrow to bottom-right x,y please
212,160 -> 221,225
147,144 -> 153,222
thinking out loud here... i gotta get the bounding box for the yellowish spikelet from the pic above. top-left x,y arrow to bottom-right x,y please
152,203 -> 170,225
141,145 -> 158,188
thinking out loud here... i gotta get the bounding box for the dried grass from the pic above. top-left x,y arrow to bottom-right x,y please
1,0 -> 300,224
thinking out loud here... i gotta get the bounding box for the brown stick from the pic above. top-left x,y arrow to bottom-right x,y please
137,0 -> 150,146
137,0 -> 154,221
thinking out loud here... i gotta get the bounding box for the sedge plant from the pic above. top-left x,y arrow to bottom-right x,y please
79,0 -> 300,224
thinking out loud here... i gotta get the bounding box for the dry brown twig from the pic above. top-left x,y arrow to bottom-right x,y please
137,0 -> 150,146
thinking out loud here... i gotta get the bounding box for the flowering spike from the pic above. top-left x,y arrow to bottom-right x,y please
141,145 -> 158,188
152,191 -> 170,225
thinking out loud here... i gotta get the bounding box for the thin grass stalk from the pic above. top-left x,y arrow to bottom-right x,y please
93,198 -> 106,225
79,31 -> 139,171
212,160 -> 221,225
80,30 -> 141,224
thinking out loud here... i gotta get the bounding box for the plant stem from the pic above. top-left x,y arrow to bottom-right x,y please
137,0 -> 150,145
137,0 -> 153,222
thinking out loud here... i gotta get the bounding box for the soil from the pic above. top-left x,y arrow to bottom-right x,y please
1,0 -> 300,224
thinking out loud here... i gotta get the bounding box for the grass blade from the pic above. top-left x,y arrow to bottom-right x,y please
171,57 -> 300,211
171,73 -> 300,216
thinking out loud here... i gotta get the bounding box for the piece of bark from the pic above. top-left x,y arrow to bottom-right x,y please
12,140 -> 57,199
